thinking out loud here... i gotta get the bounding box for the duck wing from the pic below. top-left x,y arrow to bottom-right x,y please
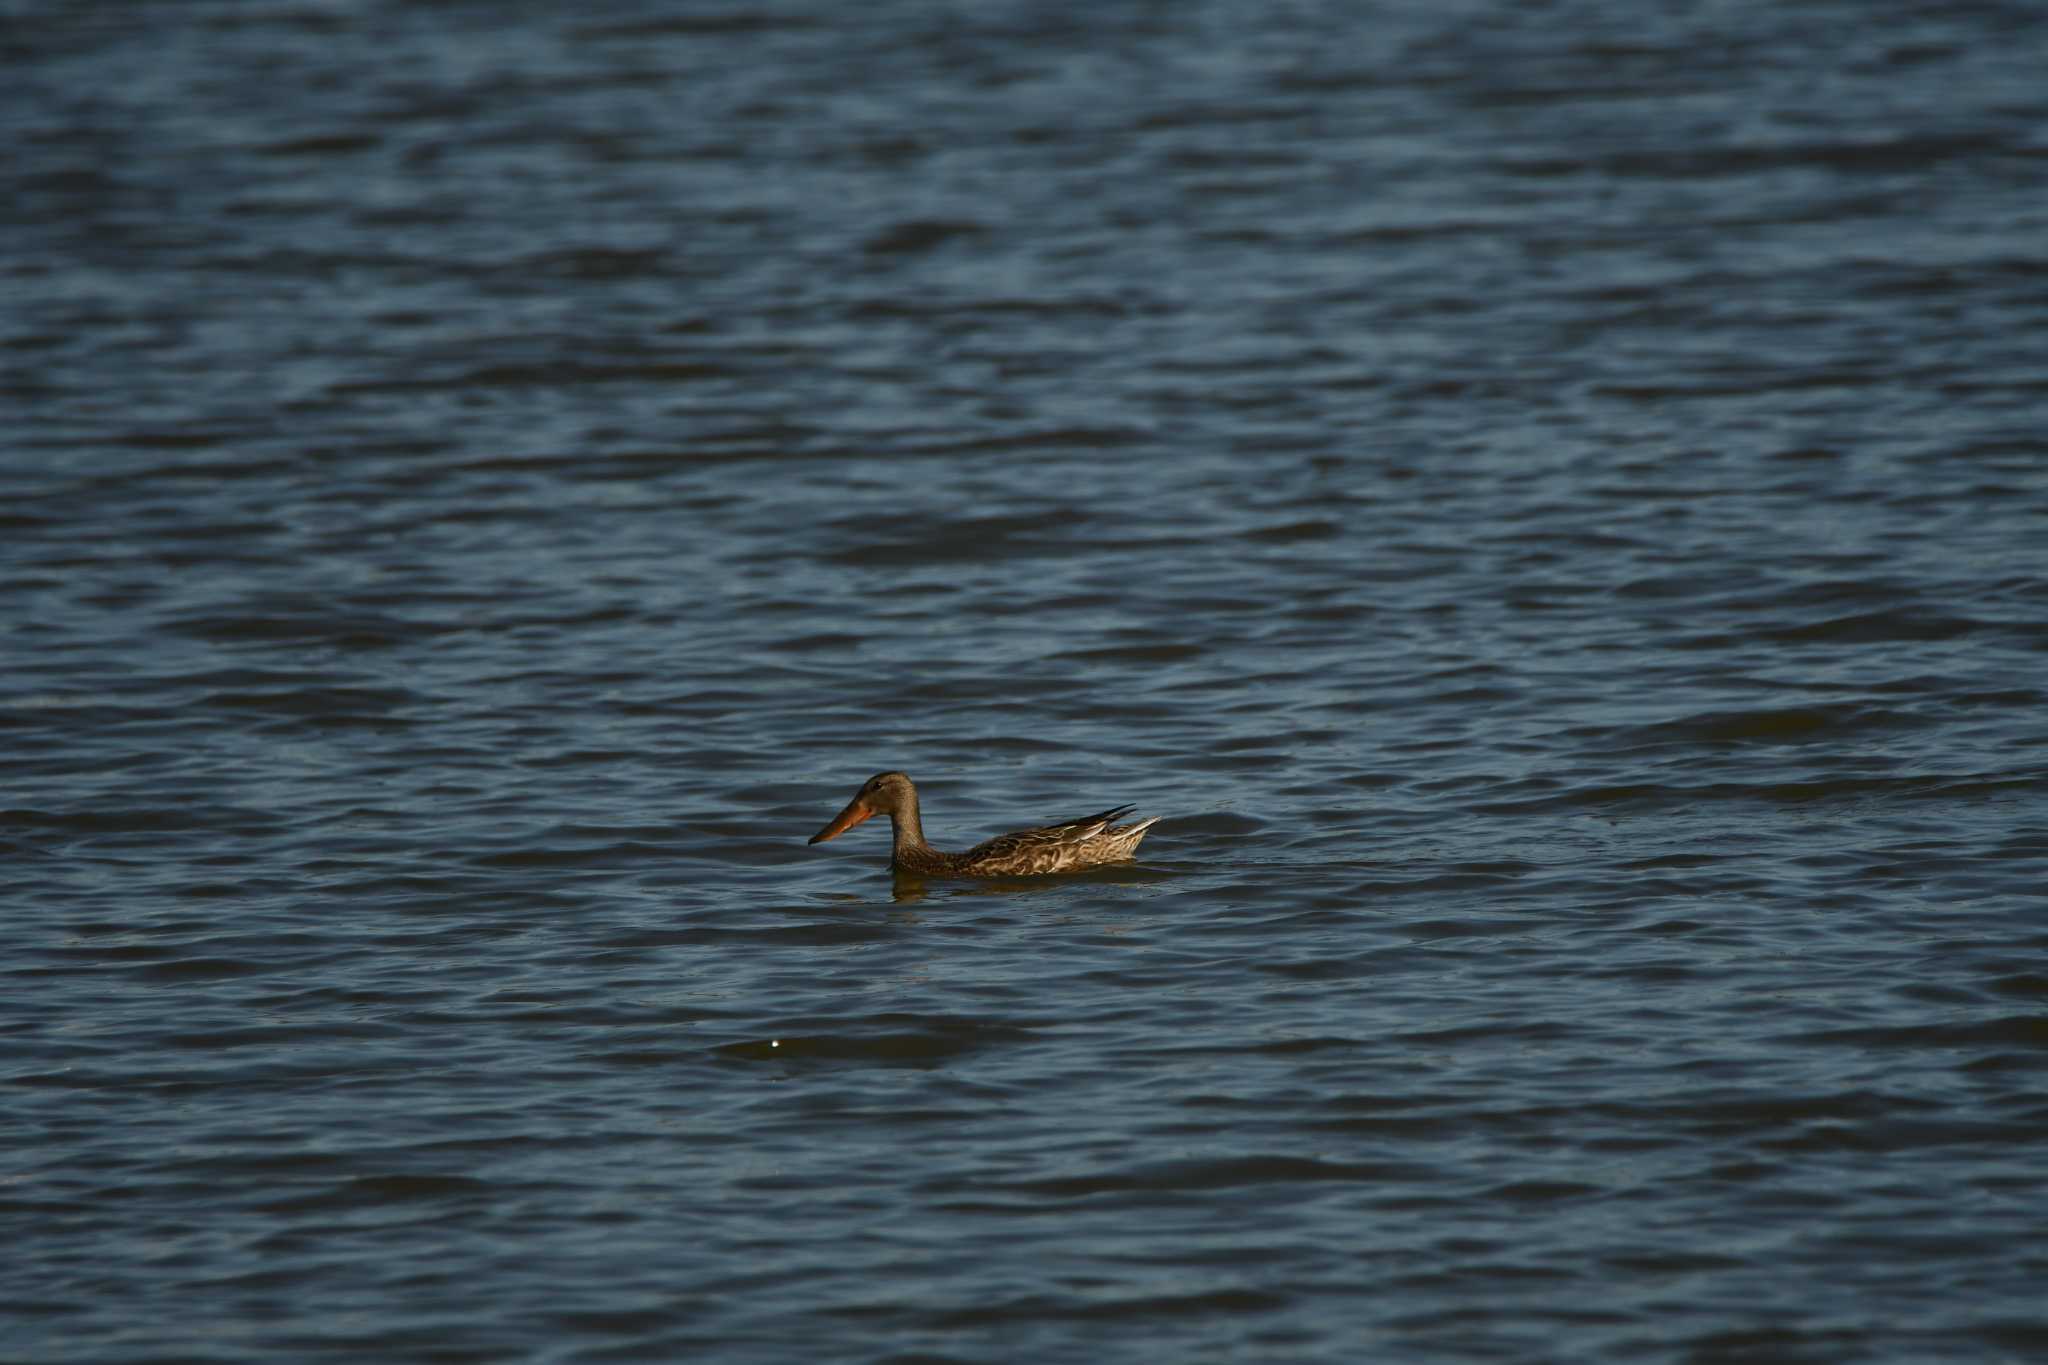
949,804 -> 1149,875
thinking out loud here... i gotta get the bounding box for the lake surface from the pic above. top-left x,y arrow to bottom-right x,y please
6,1 -> 2047,1360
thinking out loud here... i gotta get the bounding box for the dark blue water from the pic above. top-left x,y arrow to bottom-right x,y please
7,2 -> 2048,1360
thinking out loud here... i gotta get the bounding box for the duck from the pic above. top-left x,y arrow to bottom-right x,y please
807,771 -> 1159,877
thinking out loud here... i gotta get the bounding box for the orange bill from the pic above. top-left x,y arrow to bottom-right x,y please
808,798 -> 874,844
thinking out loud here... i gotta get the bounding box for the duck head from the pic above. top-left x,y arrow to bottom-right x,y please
808,771 -> 916,844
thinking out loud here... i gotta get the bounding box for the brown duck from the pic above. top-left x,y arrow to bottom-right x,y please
807,771 -> 1160,877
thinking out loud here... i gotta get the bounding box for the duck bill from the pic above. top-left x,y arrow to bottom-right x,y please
809,798 -> 875,844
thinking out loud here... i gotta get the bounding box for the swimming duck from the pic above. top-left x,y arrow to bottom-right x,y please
807,771 -> 1159,877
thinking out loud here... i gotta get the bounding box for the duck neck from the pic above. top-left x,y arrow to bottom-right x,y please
887,789 -> 930,855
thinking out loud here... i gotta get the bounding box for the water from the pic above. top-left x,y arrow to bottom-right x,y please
6,1 -> 2047,1360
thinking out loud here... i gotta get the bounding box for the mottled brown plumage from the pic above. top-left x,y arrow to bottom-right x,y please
807,771 -> 1159,877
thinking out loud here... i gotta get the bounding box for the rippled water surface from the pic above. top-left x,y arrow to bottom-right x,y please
7,1 -> 2048,1360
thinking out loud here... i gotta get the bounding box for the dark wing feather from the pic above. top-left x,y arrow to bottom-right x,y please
1048,804 -> 1135,832
957,806 -> 1133,862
